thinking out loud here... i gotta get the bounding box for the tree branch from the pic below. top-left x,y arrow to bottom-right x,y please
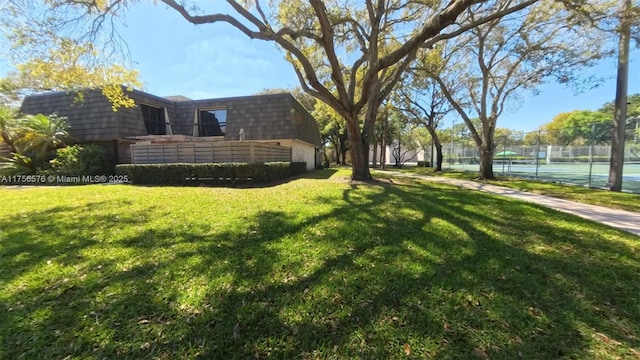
421,0 -> 538,49
309,0 -> 350,109
433,75 -> 482,146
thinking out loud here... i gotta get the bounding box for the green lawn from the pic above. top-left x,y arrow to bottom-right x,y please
1,169 -> 639,359
385,166 -> 640,213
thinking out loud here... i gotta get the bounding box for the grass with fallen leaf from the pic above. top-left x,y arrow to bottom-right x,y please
381,166 -> 640,213
1,168 -> 639,359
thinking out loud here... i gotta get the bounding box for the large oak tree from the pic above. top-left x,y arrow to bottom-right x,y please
3,0 -> 542,180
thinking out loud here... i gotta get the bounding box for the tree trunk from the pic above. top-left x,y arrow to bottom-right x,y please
430,138 -> 434,168
472,117 -> 496,180
372,141 -> 378,168
339,132 -> 348,165
608,0 -> 630,192
478,145 -> 495,180
426,127 -> 444,171
349,138 -> 372,180
435,143 -> 443,172
346,115 -> 372,181
381,114 -> 388,170
329,139 -> 339,164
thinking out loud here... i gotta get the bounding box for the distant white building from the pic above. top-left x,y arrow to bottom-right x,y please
369,140 -> 426,166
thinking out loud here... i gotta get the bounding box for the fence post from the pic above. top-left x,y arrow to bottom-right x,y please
461,142 -> 465,170
449,123 -> 455,169
502,141 -> 506,175
588,124 -> 595,188
508,141 -> 512,175
535,131 -> 541,179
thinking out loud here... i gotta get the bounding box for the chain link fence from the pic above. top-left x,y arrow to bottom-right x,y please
440,123 -> 640,193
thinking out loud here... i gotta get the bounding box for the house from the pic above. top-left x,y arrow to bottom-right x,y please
19,88 -> 322,170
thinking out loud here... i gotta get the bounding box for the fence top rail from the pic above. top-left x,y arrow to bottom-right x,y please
126,135 -> 225,143
131,141 -> 289,149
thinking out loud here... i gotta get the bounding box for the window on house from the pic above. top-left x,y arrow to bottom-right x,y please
140,104 -> 166,135
198,109 -> 227,137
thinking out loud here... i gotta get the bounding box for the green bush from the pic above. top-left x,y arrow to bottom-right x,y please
78,144 -> 113,174
289,162 -> 307,176
417,161 -> 430,167
115,162 -> 307,186
49,145 -> 81,175
50,144 -> 112,175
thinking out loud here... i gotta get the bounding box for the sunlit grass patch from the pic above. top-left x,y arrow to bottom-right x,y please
387,166 -> 640,213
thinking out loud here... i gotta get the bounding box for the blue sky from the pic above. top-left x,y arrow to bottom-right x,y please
3,1 -> 639,133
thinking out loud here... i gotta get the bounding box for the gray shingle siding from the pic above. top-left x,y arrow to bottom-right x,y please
20,88 -> 321,148
181,93 -> 296,142
290,95 -> 322,147
20,89 -> 119,141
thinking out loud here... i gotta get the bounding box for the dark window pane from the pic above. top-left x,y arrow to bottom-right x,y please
199,110 -> 226,137
141,104 -> 166,135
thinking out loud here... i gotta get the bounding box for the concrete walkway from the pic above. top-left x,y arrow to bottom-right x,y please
379,170 -> 640,237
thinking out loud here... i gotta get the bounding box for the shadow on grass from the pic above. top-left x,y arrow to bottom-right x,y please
300,168 -> 339,179
1,180 -> 639,359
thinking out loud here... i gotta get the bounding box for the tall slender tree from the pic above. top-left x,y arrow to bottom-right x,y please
608,0 -> 633,191
425,0 -> 612,179
394,76 -> 454,171
567,0 -> 639,190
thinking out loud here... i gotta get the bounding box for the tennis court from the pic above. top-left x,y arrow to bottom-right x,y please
449,162 -> 640,193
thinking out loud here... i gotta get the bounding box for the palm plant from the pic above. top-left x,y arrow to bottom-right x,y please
0,111 -> 70,175
0,106 -> 19,153
16,114 -> 69,153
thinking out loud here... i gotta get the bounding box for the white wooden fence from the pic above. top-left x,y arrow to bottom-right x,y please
131,141 -> 291,164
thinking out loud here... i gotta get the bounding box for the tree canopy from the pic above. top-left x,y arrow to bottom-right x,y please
534,93 -> 640,145
600,93 -> 640,119
0,1 -> 140,109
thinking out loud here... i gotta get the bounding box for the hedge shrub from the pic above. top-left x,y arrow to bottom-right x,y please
115,162 -> 307,186
492,156 -> 528,161
550,156 -> 611,163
